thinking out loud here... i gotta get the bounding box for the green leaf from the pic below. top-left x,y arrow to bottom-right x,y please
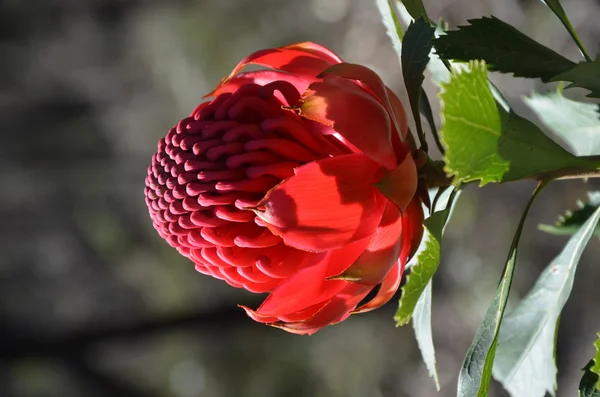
580,360 -> 600,397
434,16 -> 576,82
540,0 -> 592,62
400,0 -> 428,20
412,280 -> 440,390
439,61 -> 595,186
492,206 -> 600,397
396,188 -> 458,390
402,18 -> 436,151
394,4 -> 451,86
376,0 -> 405,64
457,182 -> 546,397
539,192 -> 600,237
593,333 -> 600,389
379,2 -> 449,152
580,334 -> 600,396
552,58 -> 600,98
524,91 -> 600,156
395,205 -> 451,325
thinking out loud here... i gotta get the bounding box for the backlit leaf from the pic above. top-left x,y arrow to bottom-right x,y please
492,207 -> 600,397
439,61 -> 597,186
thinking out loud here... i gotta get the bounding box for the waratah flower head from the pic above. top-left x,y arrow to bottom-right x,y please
144,42 -> 424,334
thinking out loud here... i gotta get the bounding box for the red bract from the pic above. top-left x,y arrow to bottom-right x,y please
144,42 -> 424,334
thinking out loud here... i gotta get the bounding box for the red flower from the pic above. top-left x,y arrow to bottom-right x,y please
144,42 -> 424,334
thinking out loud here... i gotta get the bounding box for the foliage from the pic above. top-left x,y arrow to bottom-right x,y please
492,208 -> 600,396
540,192 -> 600,237
376,1 -> 600,395
439,61 -> 596,186
524,91 -> 600,156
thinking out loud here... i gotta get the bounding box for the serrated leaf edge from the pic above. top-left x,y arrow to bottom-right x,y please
438,59 -> 508,186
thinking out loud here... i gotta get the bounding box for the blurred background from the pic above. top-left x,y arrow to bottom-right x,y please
1,0 -> 600,396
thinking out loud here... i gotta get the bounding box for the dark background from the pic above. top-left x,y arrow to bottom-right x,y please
1,0 -> 599,396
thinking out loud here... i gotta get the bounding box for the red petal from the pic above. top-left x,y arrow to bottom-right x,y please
375,151 -> 418,213
269,283 -> 373,335
204,70 -> 313,99
400,197 -> 425,262
240,305 -> 278,324
327,202 -> 403,285
276,300 -> 331,322
352,261 -> 403,314
254,154 -> 387,252
256,236 -> 372,316
319,63 -> 408,156
284,42 -> 343,65
219,42 -> 341,87
300,75 -> 396,169
387,88 -> 409,140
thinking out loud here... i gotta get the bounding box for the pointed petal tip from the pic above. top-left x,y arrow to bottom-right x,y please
267,322 -> 316,335
239,304 -> 279,323
375,153 -> 418,213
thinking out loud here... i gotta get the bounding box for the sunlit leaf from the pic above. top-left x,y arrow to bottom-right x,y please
439,61 -> 597,186
492,207 -> 600,397
524,91 -> 600,156
593,333 -> 600,390
412,280 -> 440,390
457,183 -> 546,397
395,190 -> 456,325
396,188 -> 459,390
376,0 -> 405,63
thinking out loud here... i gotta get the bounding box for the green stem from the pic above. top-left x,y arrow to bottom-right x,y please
559,18 -> 592,62
422,162 -> 600,189
542,0 -> 592,62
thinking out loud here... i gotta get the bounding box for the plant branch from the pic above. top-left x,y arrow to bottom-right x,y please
421,161 -> 600,188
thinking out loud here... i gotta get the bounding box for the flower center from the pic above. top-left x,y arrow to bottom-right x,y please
144,82 -> 332,293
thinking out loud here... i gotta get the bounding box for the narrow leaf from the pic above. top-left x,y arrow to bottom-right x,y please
457,182 -> 546,397
552,58 -> 600,98
412,280 -> 440,390
402,18 -> 436,151
396,188 -> 458,390
379,1 -> 449,151
492,207 -> 600,397
396,208 -> 448,325
434,16 -> 576,82
593,333 -> 600,389
395,3 -> 451,85
376,0 -> 405,65
539,192 -> 600,237
524,91 -> 600,156
540,0 -> 592,62
401,0 -> 428,20
580,359 -> 600,397
439,61 -> 596,186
